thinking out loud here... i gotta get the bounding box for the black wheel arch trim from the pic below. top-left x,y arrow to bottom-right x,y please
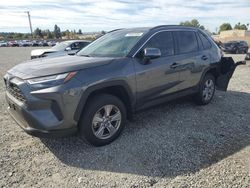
198,63 -> 220,87
74,80 -> 135,122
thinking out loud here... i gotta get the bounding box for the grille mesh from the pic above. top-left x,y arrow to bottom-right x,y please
6,82 -> 26,103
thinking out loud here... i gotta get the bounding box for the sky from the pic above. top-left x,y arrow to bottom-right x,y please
0,0 -> 249,33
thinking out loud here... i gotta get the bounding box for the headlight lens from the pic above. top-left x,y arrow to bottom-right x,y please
27,72 -> 77,89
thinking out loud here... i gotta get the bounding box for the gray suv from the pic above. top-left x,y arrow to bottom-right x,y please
4,25 -> 243,146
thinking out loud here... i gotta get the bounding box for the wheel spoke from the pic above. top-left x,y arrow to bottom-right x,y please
110,111 -> 121,122
104,105 -> 113,117
92,104 -> 122,139
93,115 -> 103,124
106,124 -> 116,135
96,126 -> 105,137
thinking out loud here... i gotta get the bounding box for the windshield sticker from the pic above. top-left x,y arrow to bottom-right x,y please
125,33 -> 143,37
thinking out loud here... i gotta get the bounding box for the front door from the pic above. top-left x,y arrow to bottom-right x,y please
134,31 -> 180,107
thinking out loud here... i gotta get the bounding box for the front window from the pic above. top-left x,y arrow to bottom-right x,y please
77,29 -> 148,57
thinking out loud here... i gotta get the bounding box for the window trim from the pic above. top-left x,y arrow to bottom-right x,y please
197,31 -> 212,50
132,29 -> 198,57
137,31 -> 175,58
174,31 -> 199,55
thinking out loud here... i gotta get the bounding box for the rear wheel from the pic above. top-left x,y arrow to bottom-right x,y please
194,73 -> 215,105
79,94 -> 126,146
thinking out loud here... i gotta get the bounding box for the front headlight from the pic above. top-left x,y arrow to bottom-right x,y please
26,71 -> 77,89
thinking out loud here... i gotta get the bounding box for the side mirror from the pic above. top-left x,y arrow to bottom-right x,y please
143,48 -> 161,59
65,47 -> 71,51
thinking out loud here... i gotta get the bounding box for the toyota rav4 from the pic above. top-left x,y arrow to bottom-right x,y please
4,25 -> 244,146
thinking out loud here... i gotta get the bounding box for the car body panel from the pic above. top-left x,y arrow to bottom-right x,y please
8,55 -> 115,79
4,25 -> 243,137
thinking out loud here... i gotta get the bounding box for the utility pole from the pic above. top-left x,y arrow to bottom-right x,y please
25,11 -> 33,39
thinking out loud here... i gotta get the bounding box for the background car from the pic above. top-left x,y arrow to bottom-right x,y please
38,40 -> 49,46
221,40 -> 249,54
245,52 -> 250,60
0,41 -> 8,47
19,40 -> 32,47
7,41 -> 19,47
30,40 -> 91,59
48,41 -> 57,47
31,40 -> 39,47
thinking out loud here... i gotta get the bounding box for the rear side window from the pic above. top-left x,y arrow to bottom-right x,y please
175,31 -> 198,54
198,32 -> 212,50
143,31 -> 174,57
79,42 -> 89,48
71,42 -> 81,50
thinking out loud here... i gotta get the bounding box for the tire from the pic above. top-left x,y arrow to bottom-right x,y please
79,94 -> 126,146
194,73 -> 215,105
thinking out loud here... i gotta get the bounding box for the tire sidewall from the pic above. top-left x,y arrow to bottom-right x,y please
79,94 -> 126,146
199,74 -> 215,105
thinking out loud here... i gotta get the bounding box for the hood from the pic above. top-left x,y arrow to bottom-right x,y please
7,55 -> 115,79
31,48 -> 57,56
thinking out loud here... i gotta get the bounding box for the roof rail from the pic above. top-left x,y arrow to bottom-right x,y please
150,25 -> 197,31
107,28 -> 124,33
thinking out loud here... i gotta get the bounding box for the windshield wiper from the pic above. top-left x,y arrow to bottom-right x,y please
80,54 -> 91,57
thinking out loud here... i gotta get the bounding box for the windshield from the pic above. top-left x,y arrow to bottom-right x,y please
52,41 -> 70,51
77,29 -> 148,57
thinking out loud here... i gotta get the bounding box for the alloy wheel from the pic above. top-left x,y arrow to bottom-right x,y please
202,79 -> 215,101
92,105 -> 122,139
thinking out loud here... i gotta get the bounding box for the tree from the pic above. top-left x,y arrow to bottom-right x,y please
45,30 -> 53,39
234,22 -> 248,30
180,19 -> 205,30
34,27 -> 43,38
219,23 -> 232,33
77,29 -> 82,34
54,24 -> 61,39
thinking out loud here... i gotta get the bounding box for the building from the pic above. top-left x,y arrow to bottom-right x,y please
213,30 -> 250,45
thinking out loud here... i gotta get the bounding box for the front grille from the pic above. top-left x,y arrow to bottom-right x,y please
6,82 -> 26,103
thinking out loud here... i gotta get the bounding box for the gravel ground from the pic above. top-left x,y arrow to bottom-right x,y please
0,47 -> 249,188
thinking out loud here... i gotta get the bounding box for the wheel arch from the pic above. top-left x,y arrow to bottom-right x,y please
74,81 -> 135,123
199,64 -> 220,87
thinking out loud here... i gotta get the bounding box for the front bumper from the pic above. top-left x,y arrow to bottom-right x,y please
4,76 -> 83,138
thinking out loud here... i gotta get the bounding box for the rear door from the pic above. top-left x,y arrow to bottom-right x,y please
172,30 -> 205,90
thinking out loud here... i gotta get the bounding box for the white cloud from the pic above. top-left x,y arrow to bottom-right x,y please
0,0 -> 249,32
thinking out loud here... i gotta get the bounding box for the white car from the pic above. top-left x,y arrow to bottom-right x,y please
0,41 -> 8,47
19,40 -> 32,47
31,40 -> 90,59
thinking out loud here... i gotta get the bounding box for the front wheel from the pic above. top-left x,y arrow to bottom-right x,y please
194,73 -> 215,105
79,94 -> 126,146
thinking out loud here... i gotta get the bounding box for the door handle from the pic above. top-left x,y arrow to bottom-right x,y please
170,62 -> 179,68
201,55 -> 208,60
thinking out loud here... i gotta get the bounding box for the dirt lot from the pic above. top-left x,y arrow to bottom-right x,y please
0,47 -> 250,188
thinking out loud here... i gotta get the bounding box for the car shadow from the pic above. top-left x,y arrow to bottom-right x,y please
40,90 -> 250,178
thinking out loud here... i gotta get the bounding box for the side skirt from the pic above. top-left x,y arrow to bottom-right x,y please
135,86 -> 198,112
